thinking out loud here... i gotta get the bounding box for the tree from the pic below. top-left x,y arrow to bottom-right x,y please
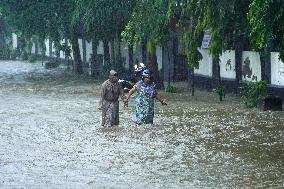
0,16 -> 12,59
249,0 -> 284,83
249,0 -> 284,62
0,0 -> 84,74
122,0 -> 171,88
179,0 -> 251,94
74,0 -> 135,76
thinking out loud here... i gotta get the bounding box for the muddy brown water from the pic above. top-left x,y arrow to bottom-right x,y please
0,61 -> 283,188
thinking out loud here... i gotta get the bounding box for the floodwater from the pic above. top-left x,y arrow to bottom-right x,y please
0,60 -> 283,189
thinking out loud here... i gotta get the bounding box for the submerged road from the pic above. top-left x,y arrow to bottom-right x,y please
0,60 -> 283,188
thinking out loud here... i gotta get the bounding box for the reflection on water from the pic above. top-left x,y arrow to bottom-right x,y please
0,61 -> 283,188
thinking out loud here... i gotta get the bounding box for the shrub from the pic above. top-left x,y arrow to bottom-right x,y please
28,54 -> 37,63
213,84 -> 225,101
20,51 -> 28,60
239,80 -> 268,108
0,45 -> 11,60
165,84 -> 178,93
10,48 -> 20,60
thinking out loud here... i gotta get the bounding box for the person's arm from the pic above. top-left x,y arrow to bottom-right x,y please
155,93 -> 167,105
98,83 -> 106,110
123,85 -> 137,106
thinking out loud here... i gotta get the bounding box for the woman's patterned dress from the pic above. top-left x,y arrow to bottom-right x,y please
135,80 -> 157,125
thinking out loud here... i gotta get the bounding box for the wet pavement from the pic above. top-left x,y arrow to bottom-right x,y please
0,60 -> 283,188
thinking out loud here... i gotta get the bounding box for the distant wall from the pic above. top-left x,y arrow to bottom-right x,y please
271,52 -> 284,86
11,32 -> 284,92
121,42 -> 129,69
219,50 -> 235,79
195,48 -> 212,77
156,46 -> 163,71
12,33 -> 17,49
242,51 -> 261,82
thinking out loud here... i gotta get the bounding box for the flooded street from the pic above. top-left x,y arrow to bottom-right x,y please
0,61 -> 283,188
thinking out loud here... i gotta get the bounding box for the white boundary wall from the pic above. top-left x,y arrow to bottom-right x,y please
195,48 -> 212,77
12,33 -> 17,49
10,33 -> 284,88
242,51 -> 261,82
121,42 -> 129,69
271,52 -> 284,86
220,50 -> 236,79
156,46 -> 163,71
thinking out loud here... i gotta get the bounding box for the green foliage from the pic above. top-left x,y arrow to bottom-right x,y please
28,54 -> 37,63
0,44 -> 11,60
121,0 -> 170,47
0,17 -> 12,60
74,0 -> 134,41
213,84 -> 225,102
1,1 -> 78,54
38,38 -> 46,63
165,84 -> 178,93
248,0 -> 284,62
239,80 -> 268,108
10,48 -> 20,60
20,51 -> 28,61
59,43 -> 72,58
178,0 -> 251,68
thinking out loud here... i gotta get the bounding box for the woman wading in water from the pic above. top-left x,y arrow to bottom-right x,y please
124,69 -> 167,125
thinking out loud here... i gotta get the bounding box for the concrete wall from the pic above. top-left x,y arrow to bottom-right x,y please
121,42 -> 129,69
271,52 -> 284,86
44,39 -> 57,57
12,33 -> 17,49
242,51 -> 261,82
133,45 -> 143,65
10,33 -> 284,91
86,41 -> 92,62
220,50 -> 236,79
31,43 -> 35,54
156,46 -> 163,71
195,48 -> 212,77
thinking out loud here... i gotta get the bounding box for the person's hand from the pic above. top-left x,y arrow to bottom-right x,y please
124,101 -> 128,107
161,99 -> 167,105
123,99 -> 129,107
123,97 -> 129,107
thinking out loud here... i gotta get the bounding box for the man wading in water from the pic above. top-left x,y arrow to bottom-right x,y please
98,70 -> 125,127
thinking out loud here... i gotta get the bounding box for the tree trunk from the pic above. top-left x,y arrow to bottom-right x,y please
103,40 -> 110,66
49,39 -> 52,57
260,51 -> 271,83
260,36 -> 271,83
35,40 -> 39,56
172,32 -> 178,81
142,38 -> 147,65
167,43 -> 171,88
128,44 -> 133,72
0,36 -> 4,50
235,37 -> 244,92
55,41 -> 60,61
188,66 -> 195,96
148,54 -> 163,89
147,41 -> 163,89
71,33 -> 83,74
114,33 -> 122,71
212,58 -> 221,89
82,38 -> 86,64
110,39 -> 115,67
39,37 -> 46,65
91,38 -> 98,77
